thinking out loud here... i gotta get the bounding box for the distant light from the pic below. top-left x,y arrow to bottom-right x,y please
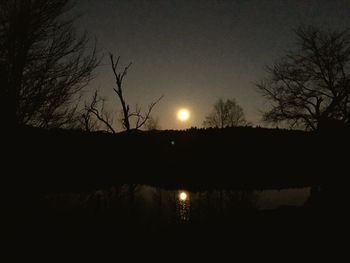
177,109 -> 190,122
179,192 -> 187,201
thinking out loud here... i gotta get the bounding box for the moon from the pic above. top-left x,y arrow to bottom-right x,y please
177,109 -> 190,122
179,191 -> 188,201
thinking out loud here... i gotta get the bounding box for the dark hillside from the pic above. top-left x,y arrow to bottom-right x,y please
13,126 -> 348,192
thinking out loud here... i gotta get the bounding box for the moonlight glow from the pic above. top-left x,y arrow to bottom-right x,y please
177,109 -> 190,122
179,192 -> 188,201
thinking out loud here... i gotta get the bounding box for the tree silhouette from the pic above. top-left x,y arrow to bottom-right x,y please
109,53 -> 163,132
203,98 -> 247,128
83,90 -> 116,134
80,109 -> 99,133
0,0 -> 98,128
257,26 -> 350,130
146,116 -> 160,131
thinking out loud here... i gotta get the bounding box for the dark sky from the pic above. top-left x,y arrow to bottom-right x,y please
76,0 -> 350,130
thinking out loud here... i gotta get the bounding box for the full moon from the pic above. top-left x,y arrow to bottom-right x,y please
177,109 -> 190,122
179,192 -> 188,201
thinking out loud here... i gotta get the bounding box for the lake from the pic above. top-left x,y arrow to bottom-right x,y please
41,185 -> 311,223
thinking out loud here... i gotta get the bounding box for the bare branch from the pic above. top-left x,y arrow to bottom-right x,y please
110,53 -> 132,131
134,95 -> 164,130
1,0 -> 99,128
109,53 -> 163,131
85,90 -> 116,134
203,98 -> 247,128
257,25 -> 350,130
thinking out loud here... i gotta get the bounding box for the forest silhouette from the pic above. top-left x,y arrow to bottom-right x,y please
2,0 -> 349,256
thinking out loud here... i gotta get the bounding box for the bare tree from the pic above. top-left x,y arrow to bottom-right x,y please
80,110 -> 99,132
256,26 -> 350,130
109,54 -> 163,132
83,90 -> 116,134
0,0 -> 99,128
146,116 -> 160,131
203,98 -> 247,128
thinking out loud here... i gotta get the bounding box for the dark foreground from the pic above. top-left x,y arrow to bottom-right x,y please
12,126 -> 348,189
8,126 -> 349,259
13,202 -> 347,260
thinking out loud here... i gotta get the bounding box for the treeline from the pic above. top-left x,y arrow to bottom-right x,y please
14,126 -> 348,193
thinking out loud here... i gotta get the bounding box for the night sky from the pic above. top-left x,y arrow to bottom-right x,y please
76,0 -> 350,130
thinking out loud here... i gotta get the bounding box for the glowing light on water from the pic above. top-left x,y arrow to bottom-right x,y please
177,191 -> 190,222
